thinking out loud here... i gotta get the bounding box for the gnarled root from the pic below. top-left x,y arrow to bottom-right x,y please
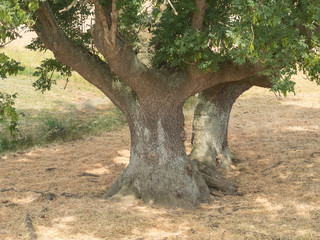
102,175 -> 141,201
102,162 -> 211,208
193,160 -> 238,194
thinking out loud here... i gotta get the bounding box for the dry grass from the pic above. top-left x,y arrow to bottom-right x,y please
1,74 -> 320,239
1,31 -> 126,153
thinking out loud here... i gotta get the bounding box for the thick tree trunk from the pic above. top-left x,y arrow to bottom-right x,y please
103,101 -> 211,208
189,83 -> 251,170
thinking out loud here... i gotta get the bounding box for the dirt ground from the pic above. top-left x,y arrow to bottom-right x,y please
1,74 -> 320,240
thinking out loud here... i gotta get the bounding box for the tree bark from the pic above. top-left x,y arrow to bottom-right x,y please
189,83 -> 251,170
33,2 -> 266,207
103,100 -> 211,208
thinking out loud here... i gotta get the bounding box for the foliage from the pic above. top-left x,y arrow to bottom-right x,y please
0,92 -> 18,135
1,0 -> 320,112
0,0 -> 41,43
0,107 -> 127,154
2,0 -> 319,96
0,53 -> 24,134
0,0 -> 42,133
0,53 -> 24,78
33,58 -> 72,93
151,0 -> 320,95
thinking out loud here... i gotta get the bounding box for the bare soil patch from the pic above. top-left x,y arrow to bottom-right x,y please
1,74 -> 320,239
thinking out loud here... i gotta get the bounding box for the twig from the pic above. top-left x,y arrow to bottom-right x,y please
25,213 -> 37,240
310,152 -> 320,158
60,192 -> 81,198
48,67 -> 56,82
39,205 -> 49,218
111,0 -> 119,46
261,161 -> 283,176
272,90 -> 283,101
0,188 -> 14,192
40,193 -> 55,218
59,0 -> 90,13
64,77 -> 69,90
78,172 -> 100,177
0,38 -> 16,48
167,0 -> 178,15
59,0 -> 78,13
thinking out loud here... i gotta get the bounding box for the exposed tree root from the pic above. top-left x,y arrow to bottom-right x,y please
216,149 -> 233,170
193,160 -> 238,194
261,161 -> 283,176
103,161 -> 238,208
25,213 -> 37,240
102,176 -> 141,201
189,145 -> 234,171
40,193 -> 55,218
102,161 -> 211,208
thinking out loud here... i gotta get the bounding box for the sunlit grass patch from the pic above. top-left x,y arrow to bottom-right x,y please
0,107 -> 126,154
0,49 -> 126,154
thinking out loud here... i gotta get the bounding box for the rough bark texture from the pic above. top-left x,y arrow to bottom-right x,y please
190,83 -> 251,170
31,1 -> 271,208
103,101 -> 210,207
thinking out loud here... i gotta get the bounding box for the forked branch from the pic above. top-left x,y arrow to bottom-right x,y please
110,0 -> 118,46
34,2 -> 132,113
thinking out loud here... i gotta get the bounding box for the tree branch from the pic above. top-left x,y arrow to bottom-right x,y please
240,74 -> 272,88
167,0 -> 178,15
110,0 -> 118,46
192,0 -> 206,30
92,1 -> 169,98
174,61 -> 267,100
59,0 -> 78,13
34,2 -> 132,113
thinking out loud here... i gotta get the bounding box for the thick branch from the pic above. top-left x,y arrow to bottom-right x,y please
110,0 -> 118,46
192,0 -> 206,30
238,74 -> 272,88
175,61 -> 267,100
92,1 -> 168,98
34,2 -> 131,113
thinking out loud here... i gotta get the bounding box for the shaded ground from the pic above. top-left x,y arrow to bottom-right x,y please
1,74 -> 320,240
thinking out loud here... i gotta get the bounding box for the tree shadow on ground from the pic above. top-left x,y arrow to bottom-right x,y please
1,93 -> 320,239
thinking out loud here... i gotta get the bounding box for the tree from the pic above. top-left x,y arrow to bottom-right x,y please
0,53 -> 24,134
190,78 -> 272,171
0,0 -> 28,133
2,0 -> 320,207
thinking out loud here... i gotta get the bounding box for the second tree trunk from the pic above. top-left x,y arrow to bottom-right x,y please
190,83 -> 251,170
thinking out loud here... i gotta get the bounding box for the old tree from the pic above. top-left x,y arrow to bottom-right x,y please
1,0 -> 320,207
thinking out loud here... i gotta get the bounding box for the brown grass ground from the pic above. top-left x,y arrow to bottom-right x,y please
1,74 -> 320,240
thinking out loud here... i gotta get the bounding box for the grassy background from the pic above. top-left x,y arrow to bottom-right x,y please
0,43 -> 127,154
1,34 -> 198,154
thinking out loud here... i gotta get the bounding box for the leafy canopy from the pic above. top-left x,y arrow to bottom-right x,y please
1,0 -> 320,96
0,0 -> 41,132
151,0 -> 320,95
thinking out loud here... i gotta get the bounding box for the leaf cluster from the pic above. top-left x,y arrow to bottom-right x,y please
1,0 -> 320,97
32,58 -> 72,93
0,53 -> 23,134
0,92 -> 18,135
150,0 -> 320,94
0,53 -> 24,78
